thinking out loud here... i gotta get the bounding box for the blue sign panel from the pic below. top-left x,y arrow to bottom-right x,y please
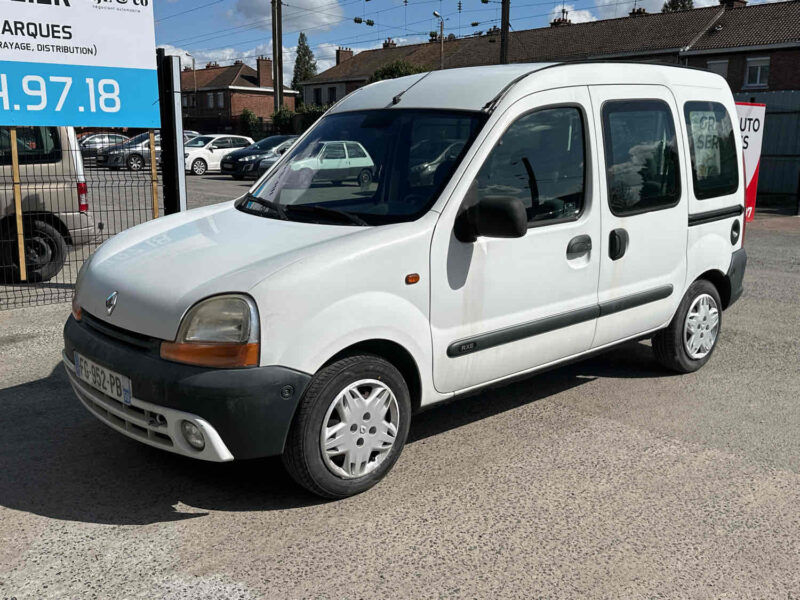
1,0 -> 159,128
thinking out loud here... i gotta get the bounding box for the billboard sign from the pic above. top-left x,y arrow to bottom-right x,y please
0,0 -> 159,128
736,102 -> 767,222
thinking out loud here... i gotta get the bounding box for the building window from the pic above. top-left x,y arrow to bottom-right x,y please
207,93 -> 215,109
472,107 -> 586,225
706,59 -> 728,79
313,87 -> 322,105
181,94 -> 188,108
683,101 -> 739,200
745,57 -> 769,88
217,92 -> 225,108
327,86 -> 337,104
601,100 -> 681,216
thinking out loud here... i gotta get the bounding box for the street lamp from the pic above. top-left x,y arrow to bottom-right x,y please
433,11 -> 444,70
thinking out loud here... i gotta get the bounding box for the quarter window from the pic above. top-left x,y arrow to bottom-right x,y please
345,142 -> 366,158
683,101 -> 738,199
472,107 -> 586,225
602,100 -> 680,216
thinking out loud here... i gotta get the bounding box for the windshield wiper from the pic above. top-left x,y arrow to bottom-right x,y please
242,193 -> 288,220
285,204 -> 368,226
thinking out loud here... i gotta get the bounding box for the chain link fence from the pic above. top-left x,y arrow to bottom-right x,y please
0,126 -> 161,310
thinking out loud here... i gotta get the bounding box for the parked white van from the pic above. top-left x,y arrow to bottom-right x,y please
65,63 -> 747,498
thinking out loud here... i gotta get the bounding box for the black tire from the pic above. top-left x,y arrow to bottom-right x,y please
191,159 -> 207,176
0,218 -> 67,283
653,279 -> 722,373
127,154 -> 144,171
358,169 -> 372,190
283,354 -> 412,499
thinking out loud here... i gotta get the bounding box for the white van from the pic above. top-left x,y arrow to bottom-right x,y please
1,126 -> 96,282
64,63 -> 747,498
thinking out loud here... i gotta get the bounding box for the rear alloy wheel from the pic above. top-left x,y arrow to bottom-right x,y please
653,279 -> 722,373
127,154 -> 144,171
191,158 -> 208,176
283,354 -> 411,498
358,169 -> 372,191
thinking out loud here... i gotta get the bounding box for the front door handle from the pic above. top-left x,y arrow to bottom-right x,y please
609,228 -> 629,260
566,235 -> 592,259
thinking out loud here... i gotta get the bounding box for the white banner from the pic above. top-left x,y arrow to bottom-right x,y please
736,102 -> 767,222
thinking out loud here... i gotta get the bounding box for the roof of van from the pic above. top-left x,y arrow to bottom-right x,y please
328,62 -> 725,114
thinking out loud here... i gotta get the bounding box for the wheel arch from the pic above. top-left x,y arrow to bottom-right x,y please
322,339 -> 423,413
695,269 -> 731,309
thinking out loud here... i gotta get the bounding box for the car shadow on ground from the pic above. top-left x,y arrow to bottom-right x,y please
0,340 -> 667,525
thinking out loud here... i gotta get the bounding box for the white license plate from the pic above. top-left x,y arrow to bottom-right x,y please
74,352 -> 132,405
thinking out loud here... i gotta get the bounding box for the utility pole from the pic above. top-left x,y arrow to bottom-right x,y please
271,0 -> 284,109
500,0 -> 510,64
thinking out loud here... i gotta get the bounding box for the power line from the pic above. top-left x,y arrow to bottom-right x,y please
156,0 -> 227,24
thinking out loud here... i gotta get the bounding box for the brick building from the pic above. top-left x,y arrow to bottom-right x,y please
180,57 -> 298,134
302,0 -> 800,212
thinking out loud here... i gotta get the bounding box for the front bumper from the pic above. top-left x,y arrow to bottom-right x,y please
221,160 -> 262,177
63,315 -> 311,460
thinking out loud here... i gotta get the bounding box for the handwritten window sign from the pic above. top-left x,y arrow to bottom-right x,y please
735,103 -> 766,222
0,0 -> 159,128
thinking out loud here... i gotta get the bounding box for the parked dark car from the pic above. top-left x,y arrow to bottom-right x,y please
220,135 -> 297,179
253,138 -> 300,178
79,133 -> 130,165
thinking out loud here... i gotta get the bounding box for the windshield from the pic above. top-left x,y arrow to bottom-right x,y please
241,110 -> 484,226
187,135 -> 215,148
123,132 -> 149,147
253,136 -> 287,151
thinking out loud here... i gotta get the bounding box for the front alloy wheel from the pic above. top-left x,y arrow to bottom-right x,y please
191,159 -> 207,175
283,354 -> 411,499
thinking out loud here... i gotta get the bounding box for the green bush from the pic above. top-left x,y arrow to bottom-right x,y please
368,60 -> 427,83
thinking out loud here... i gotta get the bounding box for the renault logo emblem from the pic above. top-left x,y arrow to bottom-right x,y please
105,291 -> 118,315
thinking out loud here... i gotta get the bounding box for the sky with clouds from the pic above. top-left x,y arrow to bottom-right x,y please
154,0 -> 778,86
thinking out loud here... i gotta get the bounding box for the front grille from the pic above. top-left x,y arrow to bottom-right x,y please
82,311 -> 161,350
68,370 -> 173,448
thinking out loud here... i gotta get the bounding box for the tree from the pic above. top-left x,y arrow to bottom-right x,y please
291,32 -> 317,96
368,60 -> 427,83
661,0 -> 693,12
240,108 -> 260,138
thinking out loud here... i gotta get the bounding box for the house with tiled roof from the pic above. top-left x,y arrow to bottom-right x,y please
302,0 -> 800,102
180,57 -> 298,134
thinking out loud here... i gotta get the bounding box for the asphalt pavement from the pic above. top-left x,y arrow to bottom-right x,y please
0,215 -> 798,599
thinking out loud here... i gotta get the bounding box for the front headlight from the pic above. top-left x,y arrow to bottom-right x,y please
160,294 -> 260,368
241,154 -> 263,162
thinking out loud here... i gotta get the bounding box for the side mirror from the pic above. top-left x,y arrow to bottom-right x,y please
454,195 -> 527,243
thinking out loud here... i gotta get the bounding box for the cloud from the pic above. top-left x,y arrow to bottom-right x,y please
550,4 -> 598,23
229,0 -> 344,33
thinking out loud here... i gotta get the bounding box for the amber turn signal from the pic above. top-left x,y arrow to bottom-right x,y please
405,273 -> 420,285
71,296 -> 82,321
160,341 -> 260,368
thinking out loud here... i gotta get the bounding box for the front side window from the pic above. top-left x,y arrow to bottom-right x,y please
684,101 -> 738,199
0,126 -> 62,166
243,109 -> 485,226
471,107 -> 586,225
745,57 -> 769,88
602,100 -> 680,216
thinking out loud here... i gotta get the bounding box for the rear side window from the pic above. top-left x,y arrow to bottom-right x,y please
346,142 -> 366,158
0,127 -> 62,166
683,101 -> 739,199
472,106 -> 586,225
602,100 -> 680,216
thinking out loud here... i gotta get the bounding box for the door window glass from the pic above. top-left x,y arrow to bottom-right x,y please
602,100 -> 680,216
322,143 -> 346,159
683,101 -> 738,199
0,127 -> 62,165
471,106 -> 586,225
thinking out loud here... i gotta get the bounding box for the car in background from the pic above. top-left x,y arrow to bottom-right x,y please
1,126 -> 97,282
289,140 -> 374,188
220,135 -> 297,180
409,141 -> 466,187
98,131 -> 160,171
79,133 -> 130,165
255,138 -> 300,178
184,130 -> 201,140
184,134 -> 253,175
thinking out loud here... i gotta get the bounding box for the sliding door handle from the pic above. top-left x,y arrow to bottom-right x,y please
566,235 -> 592,259
609,228 -> 629,261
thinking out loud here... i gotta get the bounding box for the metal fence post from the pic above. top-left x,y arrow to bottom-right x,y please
149,130 -> 159,219
9,127 -> 27,282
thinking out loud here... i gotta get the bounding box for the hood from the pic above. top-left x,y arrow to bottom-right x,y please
77,202 -> 361,340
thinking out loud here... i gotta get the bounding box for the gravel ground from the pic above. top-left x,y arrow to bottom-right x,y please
0,216 -> 798,599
